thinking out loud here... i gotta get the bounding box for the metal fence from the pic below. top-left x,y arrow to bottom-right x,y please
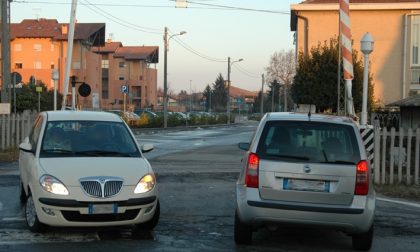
0,112 -> 37,151
373,127 -> 420,185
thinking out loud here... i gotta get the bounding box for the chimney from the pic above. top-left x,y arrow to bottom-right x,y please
61,24 -> 68,35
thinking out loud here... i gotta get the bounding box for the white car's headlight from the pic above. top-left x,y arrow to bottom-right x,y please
39,175 -> 69,195
134,174 -> 155,194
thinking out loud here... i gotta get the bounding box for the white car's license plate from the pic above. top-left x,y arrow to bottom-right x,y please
283,178 -> 330,192
88,203 -> 117,214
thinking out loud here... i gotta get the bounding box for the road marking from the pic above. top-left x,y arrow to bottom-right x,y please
377,197 -> 420,208
2,217 -> 25,222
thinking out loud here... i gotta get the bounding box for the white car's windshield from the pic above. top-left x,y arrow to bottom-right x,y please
40,121 -> 141,158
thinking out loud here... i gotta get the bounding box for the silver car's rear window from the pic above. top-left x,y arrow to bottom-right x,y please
257,121 -> 361,164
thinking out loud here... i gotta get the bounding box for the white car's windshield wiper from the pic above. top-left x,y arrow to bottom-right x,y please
321,160 -> 356,165
76,150 -> 132,157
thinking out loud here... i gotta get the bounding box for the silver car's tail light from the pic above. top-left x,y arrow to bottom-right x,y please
355,160 -> 369,195
80,177 -> 123,198
245,153 -> 259,188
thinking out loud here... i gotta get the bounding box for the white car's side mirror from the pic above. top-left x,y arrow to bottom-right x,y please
19,141 -> 33,153
141,143 -> 154,153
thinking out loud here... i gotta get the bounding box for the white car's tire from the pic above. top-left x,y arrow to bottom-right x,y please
19,180 -> 26,204
25,195 -> 46,233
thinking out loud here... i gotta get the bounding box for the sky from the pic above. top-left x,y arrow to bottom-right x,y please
11,0 -> 302,94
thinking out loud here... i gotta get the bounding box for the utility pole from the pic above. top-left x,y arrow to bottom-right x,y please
1,0 -> 11,103
163,27 -> 168,128
227,57 -> 231,124
283,82 -> 288,112
260,74 -> 264,115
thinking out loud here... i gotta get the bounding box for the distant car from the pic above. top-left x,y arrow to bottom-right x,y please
235,112 -> 375,250
134,110 -> 158,121
19,111 -> 159,232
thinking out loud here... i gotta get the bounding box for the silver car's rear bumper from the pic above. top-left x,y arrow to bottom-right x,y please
236,185 -> 375,234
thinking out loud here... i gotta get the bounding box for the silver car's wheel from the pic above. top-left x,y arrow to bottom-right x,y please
234,210 -> 252,245
25,195 -> 46,233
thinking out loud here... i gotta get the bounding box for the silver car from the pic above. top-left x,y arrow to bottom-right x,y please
235,113 -> 375,250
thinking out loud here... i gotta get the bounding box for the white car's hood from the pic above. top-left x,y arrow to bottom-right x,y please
39,157 -> 151,186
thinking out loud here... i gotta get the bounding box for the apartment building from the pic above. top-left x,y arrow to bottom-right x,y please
1,18 -> 105,107
290,0 -> 420,105
92,41 -> 158,110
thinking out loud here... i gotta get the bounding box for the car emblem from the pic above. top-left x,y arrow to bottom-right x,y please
303,165 -> 311,173
99,177 -> 106,184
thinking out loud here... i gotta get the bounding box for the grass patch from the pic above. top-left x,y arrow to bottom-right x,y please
0,148 -> 19,162
375,184 -> 420,201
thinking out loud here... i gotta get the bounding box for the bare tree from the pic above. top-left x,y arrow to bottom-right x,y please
265,50 -> 296,111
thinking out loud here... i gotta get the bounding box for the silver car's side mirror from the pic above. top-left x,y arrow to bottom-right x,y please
238,142 -> 250,151
19,138 -> 33,153
141,143 -> 154,153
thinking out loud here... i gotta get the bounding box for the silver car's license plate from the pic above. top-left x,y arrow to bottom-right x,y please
283,178 -> 330,192
88,203 -> 117,214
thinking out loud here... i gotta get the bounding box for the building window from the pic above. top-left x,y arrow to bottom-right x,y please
102,77 -> 109,99
412,15 -> 420,66
119,62 -> 126,68
14,44 -> 22,51
72,62 -> 81,69
33,44 -> 42,52
34,61 -> 42,69
15,63 -> 23,69
51,63 -> 55,69
51,44 -> 54,52
119,76 -> 125,80
101,59 -> 109,69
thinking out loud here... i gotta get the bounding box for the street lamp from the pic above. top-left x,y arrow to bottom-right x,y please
360,32 -> 374,125
227,57 -> 243,124
52,69 -> 59,111
163,27 -> 186,128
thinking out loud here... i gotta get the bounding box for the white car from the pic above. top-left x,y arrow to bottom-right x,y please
19,111 -> 159,232
235,113 -> 375,250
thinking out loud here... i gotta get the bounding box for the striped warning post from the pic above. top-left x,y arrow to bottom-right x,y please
360,125 -> 375,170
340,0 -> 353,80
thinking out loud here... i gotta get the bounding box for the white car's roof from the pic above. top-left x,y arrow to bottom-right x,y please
45,110 -> 122,122
265,112 -> 356,125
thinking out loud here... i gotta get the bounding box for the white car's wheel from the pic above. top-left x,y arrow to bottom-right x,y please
25,195 -> 46,233
19,180 -> 26,203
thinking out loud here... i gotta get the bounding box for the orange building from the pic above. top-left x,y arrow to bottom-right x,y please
1,19 -> 105,107
91,41 -> 159,110
291,0 -> 420,106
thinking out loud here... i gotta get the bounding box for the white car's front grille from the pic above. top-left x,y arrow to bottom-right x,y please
80,177 -> 123,198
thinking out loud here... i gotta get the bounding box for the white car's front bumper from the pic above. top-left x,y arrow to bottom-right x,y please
31,184 -> 158,227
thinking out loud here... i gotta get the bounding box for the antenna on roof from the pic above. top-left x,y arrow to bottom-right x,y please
308,104 -> 312,121
32,8 -> 41,20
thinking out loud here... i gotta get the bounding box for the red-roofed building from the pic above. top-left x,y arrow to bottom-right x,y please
92,41 -> 159,110
1,18 -> 105,107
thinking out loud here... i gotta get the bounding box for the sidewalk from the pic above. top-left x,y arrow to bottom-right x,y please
0,161 -> 19,176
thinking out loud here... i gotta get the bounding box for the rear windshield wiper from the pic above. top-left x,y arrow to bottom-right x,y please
266,154 -> 310,161
321,160 -> 356,165
42,149 -> 74,153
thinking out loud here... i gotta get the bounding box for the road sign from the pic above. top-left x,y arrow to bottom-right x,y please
36,87 -> 42,93
11,72 -> 22,84
121,85 -> 129,94
78,83 -> 91,97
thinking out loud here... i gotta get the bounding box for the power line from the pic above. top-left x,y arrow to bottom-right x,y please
81,0 -> 163,34
184,0 -> 290,14
170,34 -> 227,63
233,64 -> 260,79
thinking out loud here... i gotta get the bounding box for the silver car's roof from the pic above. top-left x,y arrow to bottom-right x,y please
264,112 -> 357,126
44,110 -> 122,122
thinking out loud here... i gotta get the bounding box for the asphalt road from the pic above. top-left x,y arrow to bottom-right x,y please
0,122 -> 420,251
